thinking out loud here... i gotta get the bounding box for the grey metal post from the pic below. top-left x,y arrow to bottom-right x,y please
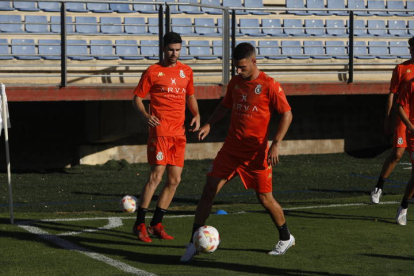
231,9 -> 236,78
159,4 -> 164,62
60,2 -> 67,87
222,9 -> 230,85
348,11 -> 354,84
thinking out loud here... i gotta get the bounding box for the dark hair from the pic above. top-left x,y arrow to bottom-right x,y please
409,37 -> 414,48
233,42 -> 256,61
163,32 -> 182,46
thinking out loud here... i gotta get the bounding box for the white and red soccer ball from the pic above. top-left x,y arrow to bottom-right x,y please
193,225 -> 220,253
120,195 -> 137,213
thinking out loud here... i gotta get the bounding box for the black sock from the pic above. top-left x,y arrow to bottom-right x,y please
376,177 -> 386,190
150,206 -> 167,226
135,207 -> 147,226
401,198 -> 409,209
277,223 -> 291,241
190,223 -> 203,243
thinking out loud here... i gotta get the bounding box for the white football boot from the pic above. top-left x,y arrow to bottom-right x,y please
180,243 -> 198,263
268,235 -> 295,255
371,188 -> 382,204
396,206 -> 407,226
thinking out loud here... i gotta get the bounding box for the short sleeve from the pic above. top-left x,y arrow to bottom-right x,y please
389,65 -> 401,94
133,69 -> 152,98
186,67 -> 195,96
397,80 -> 413,108
269,81 -> 291,114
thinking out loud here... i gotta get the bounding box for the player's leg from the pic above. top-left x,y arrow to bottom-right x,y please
396,164 -> 414,225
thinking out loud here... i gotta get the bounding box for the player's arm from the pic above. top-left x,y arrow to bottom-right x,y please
398,104 -> 414,133
132,95 -> 160,127
198,103 -> 229,141
383,92 -> 395,135
186,94 -> 200,132
268,110 -> 293,166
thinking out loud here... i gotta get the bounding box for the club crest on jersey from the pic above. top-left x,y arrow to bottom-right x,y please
157,72 -> 165,77
398,137 -> 404,145
180,70 -> 186,78
255,84 -> 262,94
156,151 -> 164,161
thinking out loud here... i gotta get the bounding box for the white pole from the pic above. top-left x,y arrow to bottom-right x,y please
1,84 -> 13,224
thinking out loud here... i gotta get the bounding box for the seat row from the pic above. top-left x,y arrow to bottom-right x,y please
0,38 -> 410,61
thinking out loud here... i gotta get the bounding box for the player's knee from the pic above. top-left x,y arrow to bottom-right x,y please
167,177 -> 181,189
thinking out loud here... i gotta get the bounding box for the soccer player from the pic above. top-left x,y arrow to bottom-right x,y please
132,32 -> 200,242
180,42 -> 294,263
395,79 -> 414,225
371,37 -> 414,204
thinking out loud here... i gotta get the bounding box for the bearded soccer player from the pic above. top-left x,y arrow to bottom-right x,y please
180,42 -> 294,263
371,37 -> 414,204
132,32 -> 200,242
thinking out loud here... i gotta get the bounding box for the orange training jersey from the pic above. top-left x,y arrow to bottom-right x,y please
389,60 -> 414,96
133,61 -> 195,137
221,71 -> 291,158
397,80 -> 414,123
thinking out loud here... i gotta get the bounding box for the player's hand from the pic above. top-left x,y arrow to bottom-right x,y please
198,124 -> 211,141
145,115 -> 160,127
189,115 -> 200,132
267,143 -> 280,167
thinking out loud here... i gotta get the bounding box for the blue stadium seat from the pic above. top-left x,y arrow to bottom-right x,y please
157,0 -> 182,14
327,0 -> 348,16
0,15 -> 23,33
51,16 -> 74,33
244,0 -> 270,15
141,40 -> 159,60
67,40 -> 93,60
110,0 -> 136,13
304,41 -> 331,59
353,41 -> 375,59
369,41 -> 395,59
217,18 -> 240,36
281,41 -> 309,59
261,19 -> 286,36
284,19 -> 310,36
0,39 -> 12,60
124,17 -> 147,35
258,40 -> 286,59
75,17 -> 99,34
13,1 -> 39,11
307,0 -> 329,16
388,20 -> 410,37
66,2 -> 88,12
100,17 -> 123,34
189,40 -> 216,60
38,1 -> 60,12
201,0 -> 222,14
347,0 -> 372,16
387,0 -> 410,16
286,0 -> 309,15
239,19 -> 266,37
25,15 -> 49,33
180,41 -> 194,60
91,40 -> 119,60
223,0 -> 248,15
212,40 -> 222,58
351,20 -> 369,37
389,41 -> 410,59
368,20 -> 390,36
0,1 -> 13,11
11,39 -> 40,60
305,19 -> 326,36
87,2 -> 112,13
326,41 -> 348,59
171,18 -> 194,36
326,19 -> 347,36
179,0 -> 204,14
407,1 -> 414,16
148,17 -> 159,34
115,40 -> 143,60
38,39 -> 61,60
194,18 -> 219,36
133,0 -> 158,13
367,0 -> 392,16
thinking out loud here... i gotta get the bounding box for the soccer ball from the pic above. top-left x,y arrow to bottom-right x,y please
120,195 -> 137,213
193,225 -> 220,253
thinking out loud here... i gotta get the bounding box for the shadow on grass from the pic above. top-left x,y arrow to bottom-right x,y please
360,253 -> 414,261
284,210 -> 396,224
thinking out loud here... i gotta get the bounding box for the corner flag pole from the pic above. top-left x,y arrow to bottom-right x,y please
1,83 -> 13,224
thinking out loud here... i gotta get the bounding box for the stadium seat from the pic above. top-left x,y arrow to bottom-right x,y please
212,40 -> 223,58
351,20 -> 369,37
13,1 -> 39,11
0,15 -> 23,33
387,0 -> 410,16
389,41 -> 410,59
258,40 -> 286,59
409,21 -> 414,35
115,40 -> 143,60
141,40 -> 159,60
171,18 -> 194,36
124,17 -> 147,35
347,0 -> 372,16
179,41 -> 194,60
284,19 -> 310,36
368,41 -> 395,59
110,0 -> 136,13
217,18 -> 240,36
261,19 -> 286,36
100,17 -> 123,34
325,41 -> 348,59
281,41 -> 309,59
157,0 -> 182,14
326,19 -> 347,36
67,40 -> 93,60
353,41 -> 375,59
25,15 -> 49,33
179,0 -> 204,14
407,1 -> 414,16
75,17 -> 99,34
307,0 -> 329,16
11,39 -> 40,60
148,17 -> 159,34
286,0 -> 309,15
223,0 -> 249,15
239,19 -> 266,37
0,39 -> 12,60
367,0 -> 391,16
388,20 -> 410,37
38,1 -> 60,12
38,39 -> 61,60
367,20 -> 390,36
66,2 -> 88,12
188,40 -> 216,60
305,19 -> 326,36
133,0 -> 158,13
244,0 -> 270,15
91,40 -> 118,60
87,2 -> 112,13
304,41 -> 331,59
201,0 -> 222,14
326,0 -> 348,16
0,1 -> 13,11
51,16 -> 74,33
194,18 -> 219,36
